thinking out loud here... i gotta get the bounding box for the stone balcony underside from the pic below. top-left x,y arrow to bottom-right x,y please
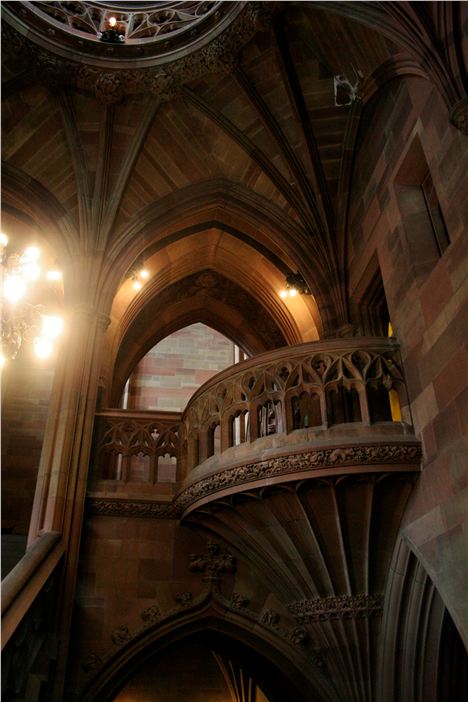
88,338 -> 422,517
84,339 -> 422,701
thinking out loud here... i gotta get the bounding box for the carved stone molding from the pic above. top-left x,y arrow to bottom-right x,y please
87,441 -> 421,518
177,443 -> 421,514
288,594 -> 384,622
87,498 -> 178,519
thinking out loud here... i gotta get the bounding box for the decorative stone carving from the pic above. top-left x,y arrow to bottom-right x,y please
81,653 -> 103,673
92,412 -> 181,482
141,605 -> 161,624
288,594 -> 384,621
175,592 -> 193,608
189,542 -> 236,578
230,592 -> 250,609
111,625 -> 132,645
287,626 -> 309,646
261,609 -> 281,628
177,445 -> 421,513
94,73 -> 123,105
87,499 -> 178,519
2,3 -> 280,102
87,443 -> 420,518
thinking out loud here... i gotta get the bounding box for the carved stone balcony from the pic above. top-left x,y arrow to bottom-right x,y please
88,338 -> 421,517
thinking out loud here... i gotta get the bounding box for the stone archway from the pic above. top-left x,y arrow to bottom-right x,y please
78,613 -> 331,702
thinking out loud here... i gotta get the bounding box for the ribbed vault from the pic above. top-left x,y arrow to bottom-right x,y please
3,1 -> 464,340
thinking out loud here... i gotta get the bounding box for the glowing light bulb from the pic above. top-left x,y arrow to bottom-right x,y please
22,261 -> 41,281
42,315 -> 64,338
22,246 -> 40,262
279,289 -> 288,299
0,232 -> 8,248
288,287 -> 298,297
46,270 -> 62,281
4,273 -> 26,303
139,269 -> 149,279
108,16 -> 117,27
34,337 -> 53,359
132,279 -> 142,291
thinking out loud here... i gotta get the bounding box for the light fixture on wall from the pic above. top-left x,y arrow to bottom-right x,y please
279,272 -> 310,299
1,234 -> 64,365
97,16 -> 125,43
127,258 -> 150,292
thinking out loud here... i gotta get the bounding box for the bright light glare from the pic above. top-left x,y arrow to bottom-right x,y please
0,232 -> 8,248
42,315 -> 64,338
34,337 -> 53,359
132,279 -> 142,291
279,289 -> 288,299
108,16 -> 117,26
288,287 -> 298,297
22,246 -> 40,262
22,261 -> 41,281
139,269 -> 149,279
4,274 -> 26,303
46,270 -> 62,281
0,354 -> 5,368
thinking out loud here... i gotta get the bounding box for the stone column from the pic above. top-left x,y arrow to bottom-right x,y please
27,303 -> 110,700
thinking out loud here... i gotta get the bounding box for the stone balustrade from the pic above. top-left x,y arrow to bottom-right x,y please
92,409 -> 182,485
91,339 -> 413,491
181,337 -> 411,477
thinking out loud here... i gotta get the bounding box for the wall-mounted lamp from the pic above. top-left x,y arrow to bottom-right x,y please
127,259 -> 150,293
279,272 -> 310,299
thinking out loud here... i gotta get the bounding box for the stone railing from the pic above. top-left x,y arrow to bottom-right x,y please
181,338 -> 411,476
90,339 -> 413,493
2,532 -> 64,700
91,409 -> 182,485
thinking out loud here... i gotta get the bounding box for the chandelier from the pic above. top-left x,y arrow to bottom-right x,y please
279,272 -> 311,299
1,234 -> 64,365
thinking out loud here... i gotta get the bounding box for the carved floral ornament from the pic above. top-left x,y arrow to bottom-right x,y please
79,542 -> 322,690
2,3 -> 279,103
288,594 -> 384,622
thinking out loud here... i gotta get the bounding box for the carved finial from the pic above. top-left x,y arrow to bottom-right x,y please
189,542 -> 236,579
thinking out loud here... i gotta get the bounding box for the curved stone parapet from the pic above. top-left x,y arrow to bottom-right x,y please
89,338 -> 420,511
181,337 -> 413,479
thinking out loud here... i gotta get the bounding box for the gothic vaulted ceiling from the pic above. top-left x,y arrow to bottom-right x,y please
2,1 -> 465,387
